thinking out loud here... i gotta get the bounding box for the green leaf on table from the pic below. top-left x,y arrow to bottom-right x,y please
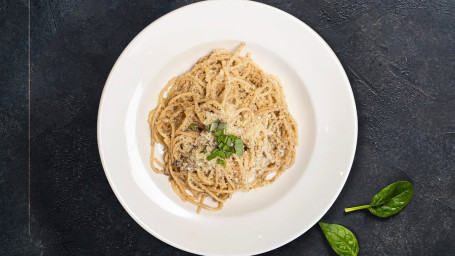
344,181 -> 413,217
319,222 -> 359,256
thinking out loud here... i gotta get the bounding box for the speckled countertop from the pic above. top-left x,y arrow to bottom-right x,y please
1,0 -> 454,255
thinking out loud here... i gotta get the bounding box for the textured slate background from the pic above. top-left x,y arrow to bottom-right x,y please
1,0 -> 454,255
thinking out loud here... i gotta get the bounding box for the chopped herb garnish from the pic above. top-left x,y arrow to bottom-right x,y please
217,159 -> 226,166
218,151 -> 227,158
188,124 -> 196,131
207,151 -> 218,161
200,146 -> 207,154
234,138 -> 243,156
217,122 -> 227,130
222,144 -> 231,151
209,122 -> 218,132
217,135 -> 226,143
213,129 -> 225,137
205,121 -> 244,165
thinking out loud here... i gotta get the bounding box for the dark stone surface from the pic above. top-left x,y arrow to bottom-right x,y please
1,0 -> 454,255
0,0 -> 30,255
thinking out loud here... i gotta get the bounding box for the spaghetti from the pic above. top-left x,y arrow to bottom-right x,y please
148,43 -> 298,212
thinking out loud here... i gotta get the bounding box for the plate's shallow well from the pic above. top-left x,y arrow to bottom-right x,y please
98,1 -> 357,255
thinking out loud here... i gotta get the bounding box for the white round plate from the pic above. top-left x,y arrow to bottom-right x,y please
98,1 -> 357,255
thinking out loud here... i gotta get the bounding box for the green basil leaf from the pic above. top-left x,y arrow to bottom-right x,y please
205,123 -> 244,164
234,138 -> 243,156
213,129 -> 225,137
206,152 -> 218,161
222,144 -> 231,151
217,122 -> 227,130
218,151 -> 227,158
206,149 -> 219,161
209,122 -> 218,132
345,181 -> 413,217
224,151 -> 232,158
319,222 -> 359,256
217,159 -> 226,166
216,135 -> 225,143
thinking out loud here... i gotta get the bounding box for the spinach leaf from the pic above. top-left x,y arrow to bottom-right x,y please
345,181 -> 413,217
319,222 -> 359,256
